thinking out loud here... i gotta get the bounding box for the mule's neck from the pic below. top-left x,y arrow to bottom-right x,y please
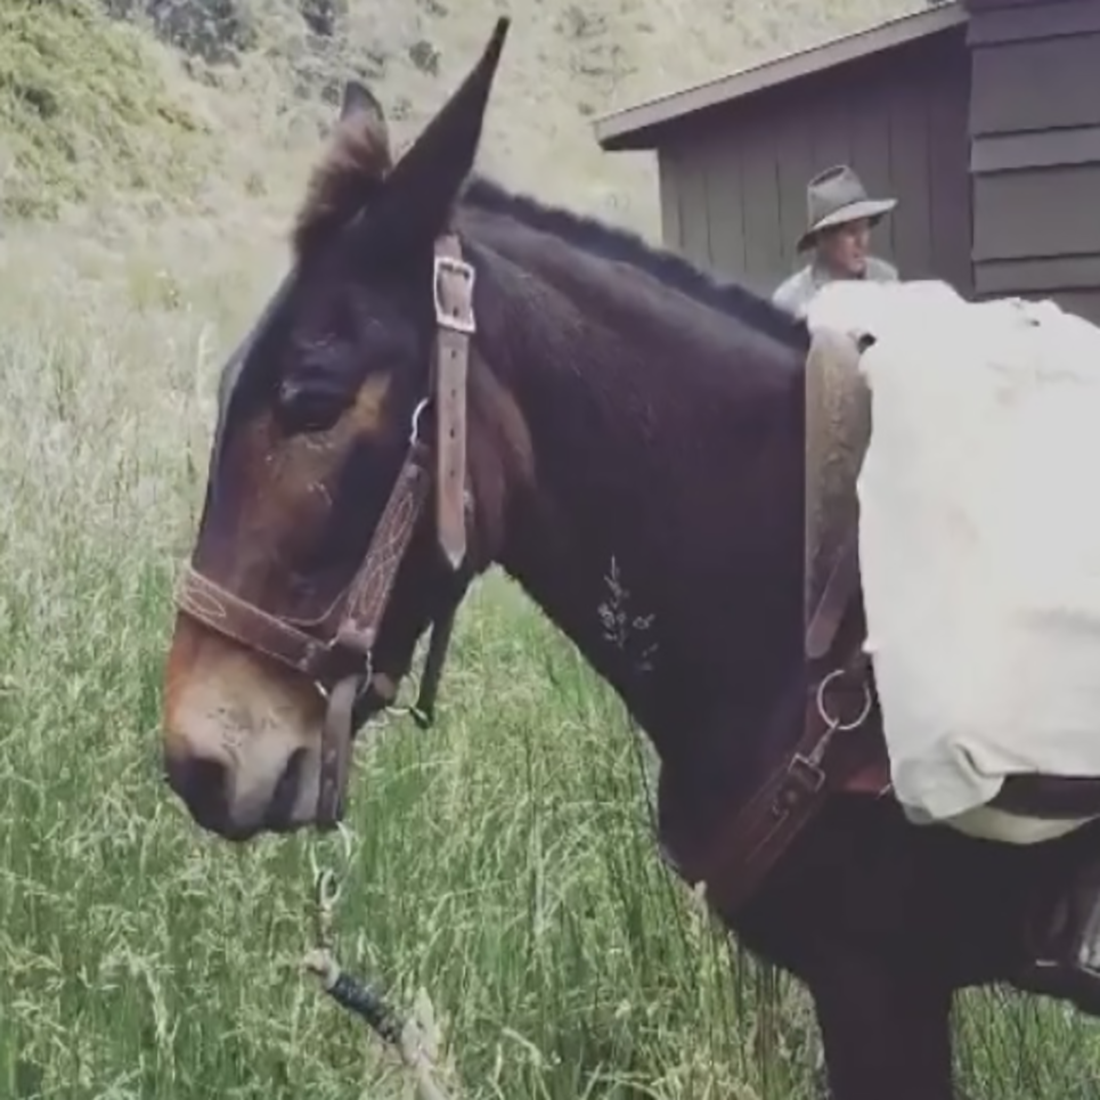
460,203 -> 809,781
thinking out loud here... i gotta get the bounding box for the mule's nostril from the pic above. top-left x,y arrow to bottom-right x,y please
267,747 -> 305,828
164,753 -> 229,828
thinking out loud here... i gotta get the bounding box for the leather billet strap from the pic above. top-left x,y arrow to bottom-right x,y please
432,235 -> 474,570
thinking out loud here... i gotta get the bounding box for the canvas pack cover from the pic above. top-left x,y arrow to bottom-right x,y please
807,279 -> 1100,828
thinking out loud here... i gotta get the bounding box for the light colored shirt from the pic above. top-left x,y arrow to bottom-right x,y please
771,256 -> 899,318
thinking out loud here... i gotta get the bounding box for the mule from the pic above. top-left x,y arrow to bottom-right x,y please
159,20 -> 1100,1098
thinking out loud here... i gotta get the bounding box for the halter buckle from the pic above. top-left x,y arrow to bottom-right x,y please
433,255 -> 476,334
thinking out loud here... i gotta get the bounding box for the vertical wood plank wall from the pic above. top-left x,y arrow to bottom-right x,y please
968,0 -> 1100,322
654,29 -> 973,301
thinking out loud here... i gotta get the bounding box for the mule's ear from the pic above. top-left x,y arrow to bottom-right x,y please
340,80 -> 385,128
374,18 -> 509,247
338,79 -> 390,164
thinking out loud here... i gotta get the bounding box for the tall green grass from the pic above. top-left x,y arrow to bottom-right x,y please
3,216 -> 1100,1100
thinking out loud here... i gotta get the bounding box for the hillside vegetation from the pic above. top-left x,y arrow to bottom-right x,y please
0,0 -> 215,218
11,3 -> 1094,1100
164,0 -> 927,228
5,0 -> 927,232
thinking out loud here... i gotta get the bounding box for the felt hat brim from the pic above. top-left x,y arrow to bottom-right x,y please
796,197 -> 897,252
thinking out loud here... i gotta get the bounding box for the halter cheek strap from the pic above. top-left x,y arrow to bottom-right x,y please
176,231 -> 478,827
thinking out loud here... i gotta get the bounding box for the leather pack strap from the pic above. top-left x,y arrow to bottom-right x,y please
805,535 -> 860,662
691,532 -> 889,916
704,652 -> 881,915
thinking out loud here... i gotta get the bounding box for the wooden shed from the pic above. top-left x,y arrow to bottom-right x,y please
593,0 -> 1100,322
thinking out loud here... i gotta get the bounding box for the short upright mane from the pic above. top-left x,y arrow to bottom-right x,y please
463,176 -> 810,352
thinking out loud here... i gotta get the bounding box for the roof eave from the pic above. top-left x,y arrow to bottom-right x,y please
593,3 -> 968,153
593,119 -> 665,153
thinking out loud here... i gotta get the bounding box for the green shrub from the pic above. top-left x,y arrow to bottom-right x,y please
0,0 -> 211,217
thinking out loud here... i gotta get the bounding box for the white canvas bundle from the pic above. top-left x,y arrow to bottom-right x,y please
806,280 -> 1100,832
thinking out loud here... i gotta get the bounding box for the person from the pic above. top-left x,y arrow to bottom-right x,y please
772,164 -> 899,317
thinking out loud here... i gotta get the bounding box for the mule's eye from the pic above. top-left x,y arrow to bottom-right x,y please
275,378 -> 346,434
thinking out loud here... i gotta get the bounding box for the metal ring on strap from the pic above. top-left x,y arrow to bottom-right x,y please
815,666 -> 873,732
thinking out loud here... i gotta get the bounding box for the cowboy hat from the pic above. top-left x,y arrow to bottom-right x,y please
796,164 -> 897,252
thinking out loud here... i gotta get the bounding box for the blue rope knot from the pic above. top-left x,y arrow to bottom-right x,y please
327,969 -> 406,1047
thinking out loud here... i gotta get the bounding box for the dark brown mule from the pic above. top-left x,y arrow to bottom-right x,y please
161,20 -> 1100,1098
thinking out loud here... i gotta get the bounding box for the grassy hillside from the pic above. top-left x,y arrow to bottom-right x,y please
191,0 -> 928,229
7,1 -> 1100,1098
4,0 -> 929,231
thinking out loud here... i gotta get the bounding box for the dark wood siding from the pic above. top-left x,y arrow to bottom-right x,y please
967,0 -> 1100,321
653,27 -> 973,300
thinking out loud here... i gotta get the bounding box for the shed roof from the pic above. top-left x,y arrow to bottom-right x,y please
593,3 -> 968,151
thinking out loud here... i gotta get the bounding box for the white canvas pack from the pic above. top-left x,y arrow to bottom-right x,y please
806,279 -> 1100,830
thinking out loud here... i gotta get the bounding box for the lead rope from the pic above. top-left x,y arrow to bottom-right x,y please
302,848 -> 456,1099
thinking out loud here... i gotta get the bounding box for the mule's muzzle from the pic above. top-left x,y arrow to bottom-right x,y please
171,232 -> 476,833
164,752 -> 232,835
163,743 -> 304,842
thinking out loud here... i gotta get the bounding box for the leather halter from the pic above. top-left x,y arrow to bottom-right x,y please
174,232 -> 476,828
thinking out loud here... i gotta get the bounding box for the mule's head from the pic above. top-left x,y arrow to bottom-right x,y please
161,20 -> 511,840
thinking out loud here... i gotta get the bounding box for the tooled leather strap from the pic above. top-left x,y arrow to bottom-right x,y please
315,236 -> 474,825
176,566 -> 339,678
175,442 -> 432,682
334,442 -> 433,656
332,232 -> 475,653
